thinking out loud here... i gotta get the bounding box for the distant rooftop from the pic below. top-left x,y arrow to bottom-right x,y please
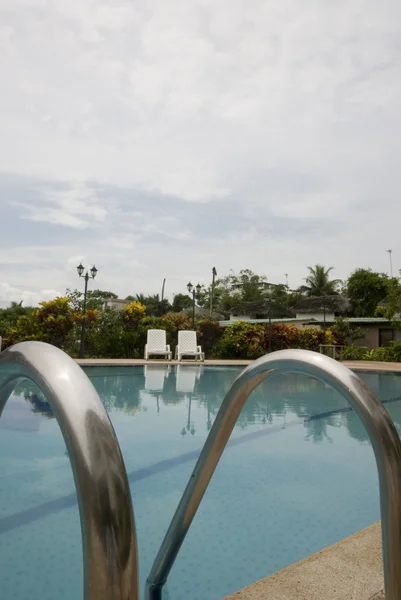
219,317 -> 309,327
219,316 -> 395,327
303,317 -> 392,325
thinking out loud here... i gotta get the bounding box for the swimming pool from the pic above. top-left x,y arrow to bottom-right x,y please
1,364 -> 401,600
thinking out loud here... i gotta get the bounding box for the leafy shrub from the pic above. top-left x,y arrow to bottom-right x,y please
122,301 -> 146,330
215,321 -> 343,359
331,317 -> 364,344
196,319 -> 223,357
363,347 -> 389,361
5,297 -> 79,350
264,324 -> 299,351
295,328 -> 337,352
214,322 -> 266,359
81,307 -> 124,358
162,312 -> 192,347
342,342 -> 401,362
342,344 -> 369,360
386,341 -> 401,362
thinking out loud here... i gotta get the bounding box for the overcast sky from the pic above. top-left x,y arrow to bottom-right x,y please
1,0 -> 400,306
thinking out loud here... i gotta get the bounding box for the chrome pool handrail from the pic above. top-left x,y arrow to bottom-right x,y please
146,349 -> 401,600
0,341 -> 139,600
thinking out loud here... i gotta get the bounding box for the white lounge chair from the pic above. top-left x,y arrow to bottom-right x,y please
175,330 -> 204,362
144,329 -> 172,360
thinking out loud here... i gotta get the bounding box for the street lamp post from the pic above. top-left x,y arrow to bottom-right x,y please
387,249 -> 393,278
187,282 -> 202,329
210,267 -> 217,317
77,263 -> 98,359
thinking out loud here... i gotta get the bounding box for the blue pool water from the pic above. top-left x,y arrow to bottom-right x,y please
1,364 -> 401,600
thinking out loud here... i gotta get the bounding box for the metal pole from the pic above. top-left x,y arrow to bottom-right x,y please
145,350 -> 401,600
387,250 -> 393,278
192,290 -> 195,329
79,272 -> 89,359
210,267 -> 217,317
0,341 -> 139,600
268,300 -> 272,353
161,278 -> 166,302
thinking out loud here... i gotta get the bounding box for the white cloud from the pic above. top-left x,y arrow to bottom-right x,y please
0,0 -> 400,300
15,183 -> 109,229
0,283 -> 60,307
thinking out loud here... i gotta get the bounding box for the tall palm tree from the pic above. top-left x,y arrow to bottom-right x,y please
299,265 -> 341,297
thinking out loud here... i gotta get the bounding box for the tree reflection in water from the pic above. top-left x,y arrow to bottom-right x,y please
11,367 -> 401,446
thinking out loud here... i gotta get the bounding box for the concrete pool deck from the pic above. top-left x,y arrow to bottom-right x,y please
223,522 -> 384,600
76,358 -> 401,372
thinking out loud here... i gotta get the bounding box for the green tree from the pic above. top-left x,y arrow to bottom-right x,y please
66,288 -> 117,311
299,265 -> 341,296
0,303 -> 35,338
197,269 -> 269,313
171,293 -> 193,312
130,293 -> 171,317
347,269 -> 390,317
382,274 -> 401,321
6,297 -> 79,350
84,307 -> 125,358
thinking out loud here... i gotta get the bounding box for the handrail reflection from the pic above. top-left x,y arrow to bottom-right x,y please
0,341 -> 139,600
146,349 -> 401,600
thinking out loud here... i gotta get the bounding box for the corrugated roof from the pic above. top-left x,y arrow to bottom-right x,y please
303,317 -> 392,325
219,317 -> 309,326
219,317 -> 395,327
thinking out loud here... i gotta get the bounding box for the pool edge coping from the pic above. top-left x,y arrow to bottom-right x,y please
223,521 -> 384,600
76,358 -> 401,372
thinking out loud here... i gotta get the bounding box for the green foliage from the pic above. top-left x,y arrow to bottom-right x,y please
293,328 -> 337,351
5,297 -> 79,350
195,319 -> 223,356
66,288 -> 118,311
342,344 -> 368,360
299,265 -> 341,296
214,322 -> 266,359
342,341 -> 401,362
385,341 -> 401,361
330,317 -> 364,344
0,303 -> 35,338
82,307 -> 125,358
385,277 -> 401,322
122,301 -> 147,330
215,322 -> 340,359
197,269 -> 269,313
171,293 -> 193,312
347,269 -> 390,317
132,293 -> 171,316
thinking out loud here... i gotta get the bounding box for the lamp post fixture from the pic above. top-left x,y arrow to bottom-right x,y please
187,282 -> 202,329
210,267 -> 217,317
77,263 -> 98,359
387,249 -> 393,278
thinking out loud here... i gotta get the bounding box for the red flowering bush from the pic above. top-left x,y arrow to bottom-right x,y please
215,321 -> 340,359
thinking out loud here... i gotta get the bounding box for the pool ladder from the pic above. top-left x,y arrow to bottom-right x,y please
1,342 -> 401,600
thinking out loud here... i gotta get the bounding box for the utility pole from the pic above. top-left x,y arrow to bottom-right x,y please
386,250 -> 393,278
210,267 -> 217,317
